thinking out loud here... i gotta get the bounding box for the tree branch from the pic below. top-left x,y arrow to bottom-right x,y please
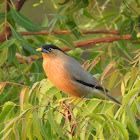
15,0 -> 27,11
0,0 -> 27,43
61,35 -> 134,51
16,53 -> 38,64
0,23 -> 12,42
20,30 -> 120,36
0,0 -> 12,42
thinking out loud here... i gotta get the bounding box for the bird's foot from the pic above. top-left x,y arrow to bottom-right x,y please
58,97 -> 77,109
58,98 -> 67,109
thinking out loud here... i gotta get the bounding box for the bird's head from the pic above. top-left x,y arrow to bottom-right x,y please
36,44 -> 67,58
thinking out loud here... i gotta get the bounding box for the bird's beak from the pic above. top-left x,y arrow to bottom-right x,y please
36,48 -> 42,52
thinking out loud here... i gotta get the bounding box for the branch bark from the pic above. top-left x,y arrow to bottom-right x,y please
0,0 -> 12,42
61,35 -> 134,51
15,0 -> 27,11
20,30 -> 120,36
0,0 -> 27,43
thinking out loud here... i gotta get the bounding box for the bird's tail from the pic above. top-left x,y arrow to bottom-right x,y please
106,93 -> 121,105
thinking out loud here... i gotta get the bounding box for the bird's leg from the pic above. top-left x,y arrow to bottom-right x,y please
67,98 -> 77,106
59,97 -> 77,108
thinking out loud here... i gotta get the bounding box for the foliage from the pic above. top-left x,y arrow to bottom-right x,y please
0,0 -> 140,139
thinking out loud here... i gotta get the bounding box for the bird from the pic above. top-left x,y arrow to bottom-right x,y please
36,44 -> 121,105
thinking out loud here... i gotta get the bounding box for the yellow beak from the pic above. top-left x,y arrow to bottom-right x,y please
36,48 -> 42,52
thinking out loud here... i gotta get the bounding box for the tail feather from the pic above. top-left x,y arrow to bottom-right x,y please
106,93 -> 121,105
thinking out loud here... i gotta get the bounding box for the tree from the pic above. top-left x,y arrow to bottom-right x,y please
0,0 -> 140,139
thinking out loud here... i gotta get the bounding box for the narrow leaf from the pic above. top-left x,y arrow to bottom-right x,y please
20,88 -> 29,110
10,5 -> 47,32
134,99 -> 140,115
0,39 -> 15,50
33,111 -> 43,140
48,110 -> 67,140
11,26 -> 41,55
22,119 -> 27,140
7,44 -> 16,66
108,72 -> 119,90
101,62 -> 115,81
0,101 -> 16,123
81,99 -> 101,116
88,58 -> 100,72
126,104 -> 139,135
0,109 -> 30,134
122,88 -> 139,104
0,48 -> 8,67
66,20 -> 82,39
1,128 -> 12,140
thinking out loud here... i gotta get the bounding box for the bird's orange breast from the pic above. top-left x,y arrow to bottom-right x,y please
43,55 -> 82,97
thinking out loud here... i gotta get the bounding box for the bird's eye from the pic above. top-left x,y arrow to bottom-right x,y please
49,48 -> 53,52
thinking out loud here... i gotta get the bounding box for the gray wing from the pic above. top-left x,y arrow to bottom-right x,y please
64,56 -> 102,88
64,56 -> 121,104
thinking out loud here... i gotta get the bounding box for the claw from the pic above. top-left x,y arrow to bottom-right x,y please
58,97 -> 77,109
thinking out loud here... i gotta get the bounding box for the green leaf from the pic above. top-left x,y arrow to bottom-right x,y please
10,5 -> 47,32
98,102 -> 114,114
0,12 -> 11,19
48,110 -> 67,140
66,20 -> 82,39
117,41 -> 132,60
11,26 -> 41,56
127,68 -> 137,89
0,48 -> 8,67
33,111 -> 43,140
0,108 -> 30,135
0,86 -> 13,102
120,20 -> 130,35
134,99 -> 140,115
55,34 -> 74,50
126,104 -> 139,135
0,39 -> 15,50
38,119 -> 50,139
0,101 -> 16,123
113,120 -> 129,140
1,128 -> 12,140
7,44 -> 16,66
108,72 -> 119,90
21,119 -> 27,140
45,121 -> 53,139
83,9 -> 96,19
122,88 -> 139,104
81,99 -> 101,116
89,120 -> 105,140
130,21 -> 137,39
27,113 -> 33,140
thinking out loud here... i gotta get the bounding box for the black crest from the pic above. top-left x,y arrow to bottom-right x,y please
42,44 -> 66,54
